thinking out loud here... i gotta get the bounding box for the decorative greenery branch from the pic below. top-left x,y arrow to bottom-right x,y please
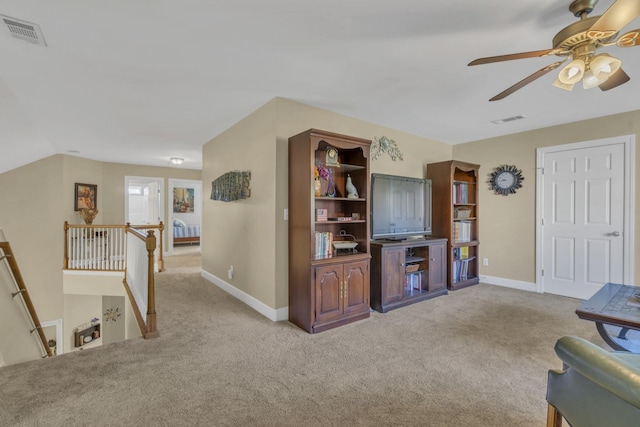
372,136 -> 403,161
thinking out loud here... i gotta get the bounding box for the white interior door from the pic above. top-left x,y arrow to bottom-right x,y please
538,136 -> 633,300
125,176 -> 163,225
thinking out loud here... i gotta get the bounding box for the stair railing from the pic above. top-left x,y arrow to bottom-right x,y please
123,226 -> 158,338
63,221 -> 164,272
0,231 -> 53,358
130,222 -> 165,272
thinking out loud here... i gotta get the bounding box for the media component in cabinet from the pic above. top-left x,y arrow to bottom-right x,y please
426,160 -> 480,291
288,129 -> 372,333
370,238 -> 448,313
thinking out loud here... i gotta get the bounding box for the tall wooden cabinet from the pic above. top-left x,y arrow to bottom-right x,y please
426,161 -> 480,290
288,129 -> 371,333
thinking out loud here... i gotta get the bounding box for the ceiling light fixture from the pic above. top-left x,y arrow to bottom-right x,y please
553,53 -> 622,91
170,157 -> 184,165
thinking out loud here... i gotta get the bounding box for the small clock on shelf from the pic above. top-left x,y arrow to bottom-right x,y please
489,164 -> 524,196
325,146 -> 339,166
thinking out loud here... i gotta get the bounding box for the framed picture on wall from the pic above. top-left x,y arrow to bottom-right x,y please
173,187 -> 195,213
75,183 -> 97,211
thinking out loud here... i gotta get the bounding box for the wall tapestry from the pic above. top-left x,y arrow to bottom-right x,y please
211,171 -> 251,202
173,187 -> 195,213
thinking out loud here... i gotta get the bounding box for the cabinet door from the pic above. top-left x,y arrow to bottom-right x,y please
314,264 -> 343,324
343,260 -> 370,316
381,248 -> 405,303
428,242 -> 446,291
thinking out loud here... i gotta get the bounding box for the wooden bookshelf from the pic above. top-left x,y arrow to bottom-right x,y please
288,129 -> 372,333
427,160 -> 480,290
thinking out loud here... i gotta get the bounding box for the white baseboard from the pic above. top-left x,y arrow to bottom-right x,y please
200,270 -> 288,322
479,275 -> 539,293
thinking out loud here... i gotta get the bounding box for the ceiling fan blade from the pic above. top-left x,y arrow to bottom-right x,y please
615,29 -> 640,47
589,0 -> 640,34
599,68 -> 631,91
489,61 -> 565,101
468,49 -> 561,66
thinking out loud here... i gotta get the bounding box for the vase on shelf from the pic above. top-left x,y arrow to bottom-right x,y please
314,179 -> 321,197
326,169 -> 336,197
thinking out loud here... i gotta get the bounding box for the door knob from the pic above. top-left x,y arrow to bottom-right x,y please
612,231 -> 621,237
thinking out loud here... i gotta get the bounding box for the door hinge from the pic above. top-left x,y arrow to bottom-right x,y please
541,269 -> 544,277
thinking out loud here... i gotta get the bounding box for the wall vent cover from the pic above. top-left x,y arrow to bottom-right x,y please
491,114 -> 526,124
1,15 -> 47,46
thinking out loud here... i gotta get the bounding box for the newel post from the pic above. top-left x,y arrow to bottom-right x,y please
63,221 -> 70,269
145,230 -> 159,338
157,221 -> 165,272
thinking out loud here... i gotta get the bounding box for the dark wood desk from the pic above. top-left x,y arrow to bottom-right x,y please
576,282 -> 640,352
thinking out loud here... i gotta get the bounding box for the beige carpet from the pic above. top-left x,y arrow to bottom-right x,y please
0,249 -> 601,426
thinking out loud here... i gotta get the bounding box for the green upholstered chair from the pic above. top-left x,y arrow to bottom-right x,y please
546,336 -> 640,427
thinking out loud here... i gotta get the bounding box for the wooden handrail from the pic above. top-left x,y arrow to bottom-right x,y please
0,241 -> 53,357
123,226 -> 159,339
130,222 -> 164,272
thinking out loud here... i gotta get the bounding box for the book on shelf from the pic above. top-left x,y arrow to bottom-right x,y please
405,272 -> 422,292
453,221 -> 471,242
452,182 -> 470,204
453,258 -> 472,283
460,246 -> 469,258
314,231 -> 333,259
316,209 -> 328,222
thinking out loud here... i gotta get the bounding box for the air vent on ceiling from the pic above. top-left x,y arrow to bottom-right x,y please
1,15 -> 47,46
491,114 -> 526,125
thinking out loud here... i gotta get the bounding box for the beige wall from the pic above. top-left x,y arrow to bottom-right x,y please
202,100 -> 279,307
453,110 -> 640,284
202,97 -> 452,311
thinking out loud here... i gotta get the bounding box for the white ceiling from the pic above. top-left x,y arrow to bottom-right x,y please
0,0 -> 639,173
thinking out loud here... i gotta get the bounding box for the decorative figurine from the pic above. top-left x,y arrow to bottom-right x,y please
346,174 -> 358,198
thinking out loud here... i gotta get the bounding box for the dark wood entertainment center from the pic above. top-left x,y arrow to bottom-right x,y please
370,238 -> 448,312
287,128 -> 475,332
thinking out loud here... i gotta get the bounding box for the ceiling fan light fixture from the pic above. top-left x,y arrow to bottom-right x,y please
589,54 -> 622,81
552,78 -> 575,91
558,58 -> 585,84
582,69 -> 604,89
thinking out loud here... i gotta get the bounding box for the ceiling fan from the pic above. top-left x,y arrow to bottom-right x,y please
468,0 -> 640,101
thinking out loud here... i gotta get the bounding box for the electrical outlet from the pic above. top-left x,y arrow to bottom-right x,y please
482,258 -> 489,266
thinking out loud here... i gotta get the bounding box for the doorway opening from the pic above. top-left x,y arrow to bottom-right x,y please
168,178 -> 202,257
124,176 -> 164,226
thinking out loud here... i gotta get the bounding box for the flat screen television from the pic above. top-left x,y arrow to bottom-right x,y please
370,173 -> 432,241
